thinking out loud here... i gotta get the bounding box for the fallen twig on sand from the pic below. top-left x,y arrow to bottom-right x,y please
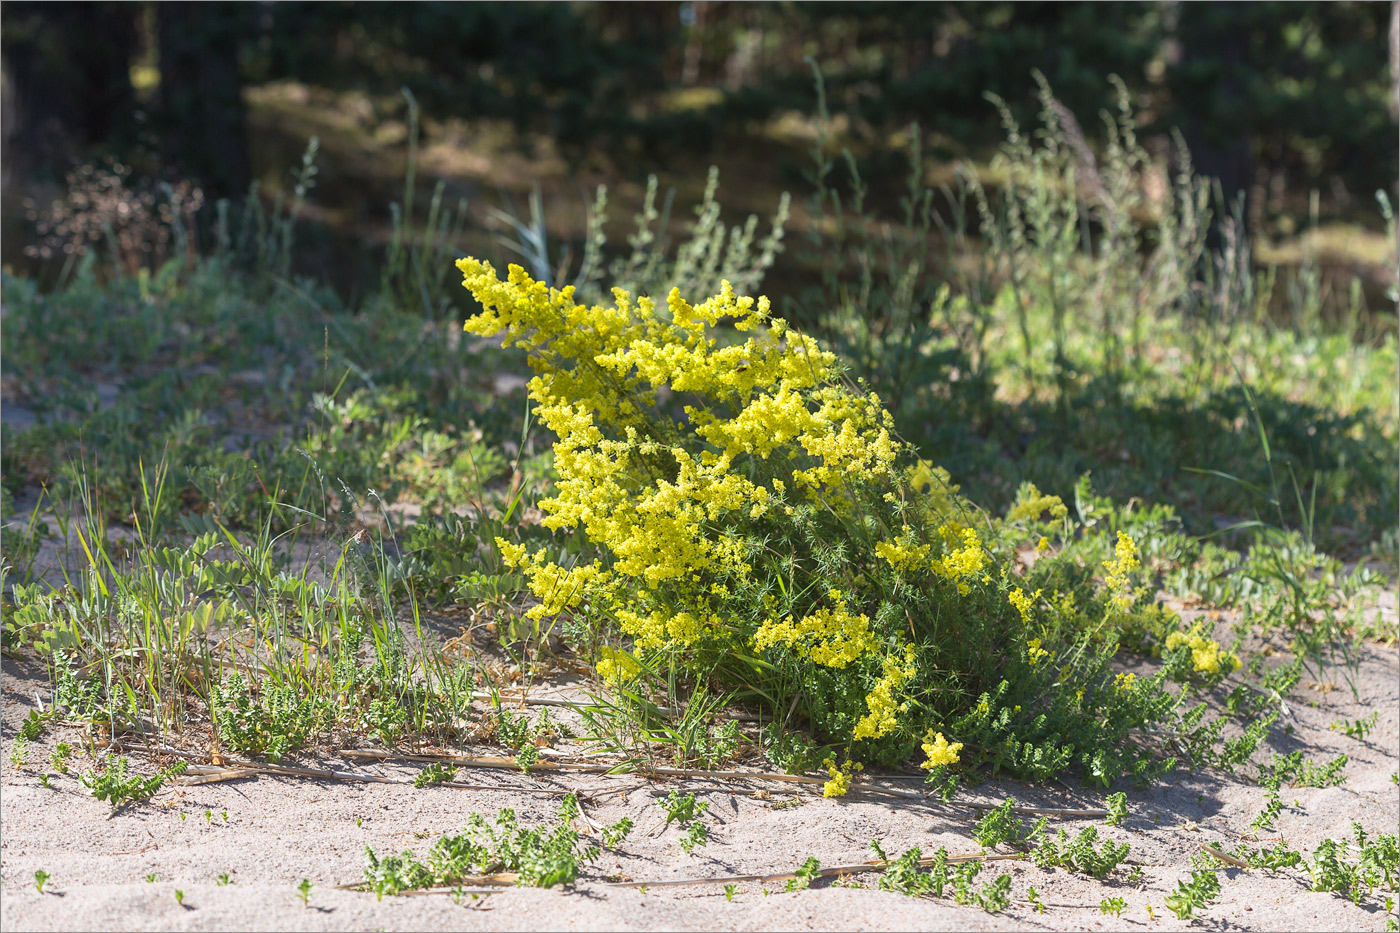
605,851 -> 1023,888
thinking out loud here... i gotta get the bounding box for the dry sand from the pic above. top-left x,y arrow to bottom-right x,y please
2,588 -> 1397,933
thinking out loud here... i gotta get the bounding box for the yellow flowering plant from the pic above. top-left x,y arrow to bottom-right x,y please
458,259 -> 1193,787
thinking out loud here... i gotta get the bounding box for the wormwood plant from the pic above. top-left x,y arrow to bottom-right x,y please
457,258 -> 1183,786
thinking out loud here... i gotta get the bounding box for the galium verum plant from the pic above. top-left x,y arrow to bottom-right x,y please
458,258 -> 1173,783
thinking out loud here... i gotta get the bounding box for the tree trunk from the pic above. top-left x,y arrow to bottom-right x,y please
156,1 -> 251,198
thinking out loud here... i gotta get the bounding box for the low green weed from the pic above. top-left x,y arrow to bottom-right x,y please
785,857 -> 821,892
657,791 -> 710,853
1104,792 -> 1128,826
970,871 -> 1012,912
17,709 -> 48,741
867,840 -> 1003,910
657,790 -> 708,826
1330,711 -> 1379,741
1260,750 -> 1349,788
211,672 -> 330,763
872,842 -> 945,898
49,743 -> 73,774
33,869 -> 51,893
1028,824 -> 1131,878
79,756 -> 186,809
8,738 -> 28,769
1163,868 -> 1221,919
295,879 -> 316,906
680,821 -> 709,854
362,793 -> 631,896
972,799 -> 1032,850
1230,838 -> 1303,871
1100,895 -> 1127,916
413,762 -> 459,788
1306,823 -> 1398,904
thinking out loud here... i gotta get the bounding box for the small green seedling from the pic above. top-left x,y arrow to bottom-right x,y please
1104,791 -> 1128,827
9,738 -> 28,768
50,743 -> 73,774
724,883 -> 738,901
1163,869 -> 1220,919
221,811 -> 228,823
657,790 -> 707,826
174,889 -> 185,906
680,821 -> 708,853
39,773 -> 52,789
33,870 -> 50,893
216,873 -> 234,886
1027,886 -> 1046,913
145,874 -> 158,883
1330,712 -> 1379,742
412,762 -> 459,787
785,857 -> 820,892
204,809 -> 213,825
296,878 -> 315,906
1100,896 -> 1127,917
18,710 -> 47,742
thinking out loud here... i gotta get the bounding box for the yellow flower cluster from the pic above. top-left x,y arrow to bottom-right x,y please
821,757 -> 863,798
1005,483 -> 1069,524
919,731 -> 964,769
596,646 -> 642,684
497,540 -> 612,621
1165,624 -> 1242,676
852,652 -> 918,741
874,528 -> 931,573
751,592 -> 878,669
1102,531 -> 1141,613
931,524 -> 986,595
1008,586 -> 1041,625
458,259 -> 909,674
1025,637 -> 1050,666
1113,672 -> 1137,693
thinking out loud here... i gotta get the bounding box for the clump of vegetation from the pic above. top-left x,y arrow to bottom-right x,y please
656,790 -> 710,853
211,673 -> 330,763
79,756 -> 186,810
459,256 -> 1211,786
362,793 -> 632,896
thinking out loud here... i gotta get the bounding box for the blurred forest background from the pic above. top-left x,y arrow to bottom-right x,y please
2,0 -> 1397,311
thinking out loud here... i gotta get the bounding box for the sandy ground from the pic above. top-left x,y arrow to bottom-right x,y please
1,590 -> 1397,933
